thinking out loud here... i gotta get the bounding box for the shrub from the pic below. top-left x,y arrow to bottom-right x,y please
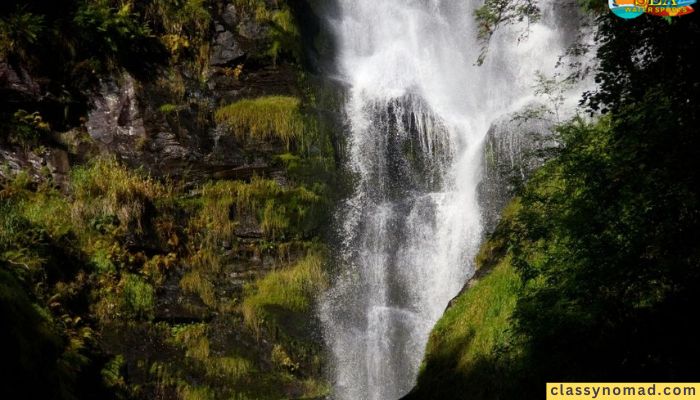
232,0 -> 301,64
6,110 -> 51,145
0,8 -> 44,60
148,0 -> 211,62
74,0 -> 152,56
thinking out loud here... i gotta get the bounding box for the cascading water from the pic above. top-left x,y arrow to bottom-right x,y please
320,1 -> 589,399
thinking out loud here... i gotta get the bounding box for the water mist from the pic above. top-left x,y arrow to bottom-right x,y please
320,1 -> 588,398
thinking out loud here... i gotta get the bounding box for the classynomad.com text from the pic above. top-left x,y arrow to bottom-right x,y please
547,383 -> 700,400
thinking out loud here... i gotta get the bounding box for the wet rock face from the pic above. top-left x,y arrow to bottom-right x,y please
0,62 -> 42,102
85,73 -> 195,176
79,0 -> 299,184
0,146 -> 70,186
211,27 -> 245,66
83,70 -> 287,183
478,111 -> 557,234
87,74 -> 146,154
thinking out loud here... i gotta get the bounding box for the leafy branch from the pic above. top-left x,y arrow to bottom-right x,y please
474,0 -> 540,65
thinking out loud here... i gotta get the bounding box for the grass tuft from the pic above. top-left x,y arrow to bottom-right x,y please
215,96 -> 308,148
242,251 -> 327,336
121,274 -> 155,320
71,157 -> 166,233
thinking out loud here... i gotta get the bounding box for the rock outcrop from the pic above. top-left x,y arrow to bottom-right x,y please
478,109 -> 557,234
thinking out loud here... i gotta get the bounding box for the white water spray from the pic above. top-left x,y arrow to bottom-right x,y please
320,1 -> 588,399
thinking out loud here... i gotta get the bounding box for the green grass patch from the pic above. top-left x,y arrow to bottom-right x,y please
425,255 -> 521,371
179,270 -> 216,307
409,251 -> 523,400
215,96 -> 309,148
19,186 -> 72,238
71,157 -> 167,234
121,274 -> 155,320
242,251 -> 327,336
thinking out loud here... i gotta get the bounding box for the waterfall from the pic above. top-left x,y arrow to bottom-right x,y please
320,1 -> 589,399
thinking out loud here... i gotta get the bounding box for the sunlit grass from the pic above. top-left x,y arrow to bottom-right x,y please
426,255 -> 521,371
242,251 -> 327,336
215,96 -> 308,148
71,156 -> 167,233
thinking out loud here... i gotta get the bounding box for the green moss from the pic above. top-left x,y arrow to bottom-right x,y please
215,96 -> 308,148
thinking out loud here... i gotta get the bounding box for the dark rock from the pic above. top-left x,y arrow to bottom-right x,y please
0,61 -> 42,102
86,73 -> 146,155
221,4 -> 238,28
0,146 -> 71,187
210,28 -> 245,66
478,107 -> 557,234
154,272 -> 213,323
45,147 -> 70,187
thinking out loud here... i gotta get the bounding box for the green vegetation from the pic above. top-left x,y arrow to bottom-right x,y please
0,7 -> 44,60
473,0 -> 540,64
429,257 -> 519,364
1,0 -> 333,398
232,0 -> 302,64
242,251 -> 327,335
1,153 -> 333,399
71,157 -> 168,233
73,1 -> 155,59
121,274 -> 156,319
146,0 -> 212,83
215,96 -> 312,149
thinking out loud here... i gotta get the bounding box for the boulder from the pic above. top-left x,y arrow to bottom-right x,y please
210,27 -> 245,66
86,73 -> 146,156
478,108 -> 557,234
